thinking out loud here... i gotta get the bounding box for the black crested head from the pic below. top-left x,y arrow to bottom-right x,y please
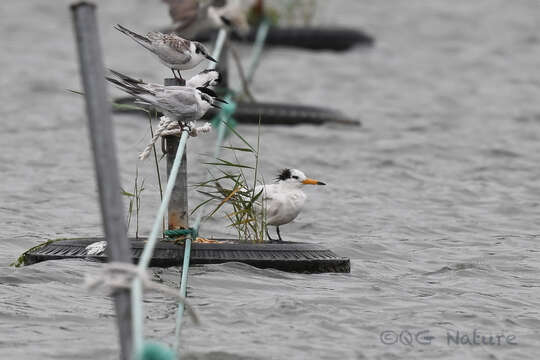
195,42 -> 205,55
197,87 -> 217,98
276,168 -> 292,181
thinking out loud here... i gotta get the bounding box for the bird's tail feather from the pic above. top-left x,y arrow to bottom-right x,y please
114,24 -> 152,50
108,69 -> 143,85
106,76 -> 154,97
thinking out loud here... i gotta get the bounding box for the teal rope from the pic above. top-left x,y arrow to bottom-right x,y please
139,342 -> 175,360
211,94 -> 237,138
132,129 -> 189,358
207,28 -> 228,71
164,228 -> 194,238
173,237 -> 191,354
246,19 -> 270,85
172,28 -> 230,359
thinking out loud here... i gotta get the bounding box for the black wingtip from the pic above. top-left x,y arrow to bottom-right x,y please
196,87 -> 217,98
220,16 -> 232,27
206,55 -> 217,63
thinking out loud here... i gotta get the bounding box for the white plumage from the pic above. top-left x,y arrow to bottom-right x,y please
114,24 -> 216,80
164,0 -> 249,39
186,69 -> 221,88
106,69 -> 222,124
255,169 -> 326,242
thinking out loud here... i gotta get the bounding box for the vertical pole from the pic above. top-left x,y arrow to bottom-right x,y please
215,37 -> 229,89
165,78 -> 189,231
70,2 -> 132,360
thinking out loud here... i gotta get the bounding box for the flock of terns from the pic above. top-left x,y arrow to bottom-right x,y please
106,16 -> 326,243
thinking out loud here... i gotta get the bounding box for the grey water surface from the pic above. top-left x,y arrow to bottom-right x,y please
1,0 -> 540,359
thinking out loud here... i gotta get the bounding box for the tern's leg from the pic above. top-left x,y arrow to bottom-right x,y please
175,69 -> 184,81
265,227 -> 274,242
276,227 -> 283,242
171,69 -> 179,80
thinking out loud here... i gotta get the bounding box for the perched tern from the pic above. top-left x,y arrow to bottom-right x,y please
164,0 -> 249,38
114,24 -> 216,81
106,70 -> 225,125
186,69 -> 221,88
255,169 -> 326,242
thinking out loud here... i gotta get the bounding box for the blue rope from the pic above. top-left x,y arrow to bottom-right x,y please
132,129 -> 190,358
163,228 -> 194,238
247,19 -> 270,85
138,342 -> 175,360
131,27 -> 234,359
173,28 -> 230,359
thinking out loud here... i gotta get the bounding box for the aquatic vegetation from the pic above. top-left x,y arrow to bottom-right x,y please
193,123 -> 267,242
121,167 -> 145,239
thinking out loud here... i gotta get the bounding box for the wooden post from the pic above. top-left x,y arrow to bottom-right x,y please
164,78 -> 189,231
70,2 -> 132,359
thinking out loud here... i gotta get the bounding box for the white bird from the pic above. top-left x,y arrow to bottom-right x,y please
164,0 -> 249,39
108,68 -> 220,93
186,69 -> 221,88
85,240 -> 107,256
106,69 -> 226,124
255,169 -> 326,242
114,24 -> 217,81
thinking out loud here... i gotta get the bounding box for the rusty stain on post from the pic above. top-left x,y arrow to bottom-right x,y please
164,77 -> 189,231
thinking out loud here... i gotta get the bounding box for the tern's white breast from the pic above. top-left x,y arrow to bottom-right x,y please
260,184 -> 307,226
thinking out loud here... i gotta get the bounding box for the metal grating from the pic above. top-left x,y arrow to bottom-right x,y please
24,238 -> 350,273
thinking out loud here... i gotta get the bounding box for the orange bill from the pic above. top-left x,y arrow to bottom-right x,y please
302,178 -> 326,185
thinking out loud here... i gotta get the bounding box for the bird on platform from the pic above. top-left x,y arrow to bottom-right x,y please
163,0 -> 249,39
106,69 -> 226,125
114,24 -> 217,81
255,169 -> 326,242
186,69 -> 222,88
107,68 -> 220,93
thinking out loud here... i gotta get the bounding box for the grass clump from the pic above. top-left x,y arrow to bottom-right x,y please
193,125 -> 267,243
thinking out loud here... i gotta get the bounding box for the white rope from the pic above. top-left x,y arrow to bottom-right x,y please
139,116 -> 212,160
85,262 -> 199,324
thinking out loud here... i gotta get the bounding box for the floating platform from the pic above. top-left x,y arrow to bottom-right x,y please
23,238 -> 350,273
113,99 -> 361,126
194,26 -> 375,51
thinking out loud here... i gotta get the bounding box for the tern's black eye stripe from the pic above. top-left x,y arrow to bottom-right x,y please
292,176 -> 299,179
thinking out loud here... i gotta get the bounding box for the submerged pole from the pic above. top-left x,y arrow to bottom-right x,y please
165,78 -> 189,231
70,2 -> 132,359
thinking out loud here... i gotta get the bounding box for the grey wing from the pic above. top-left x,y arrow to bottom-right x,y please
155,88 -> 199,118
149,33 -> 192,65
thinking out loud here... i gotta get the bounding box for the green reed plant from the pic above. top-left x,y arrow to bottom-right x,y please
193,124 -> 267,242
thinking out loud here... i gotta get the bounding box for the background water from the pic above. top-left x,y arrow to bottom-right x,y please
2,0 -> 540,359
